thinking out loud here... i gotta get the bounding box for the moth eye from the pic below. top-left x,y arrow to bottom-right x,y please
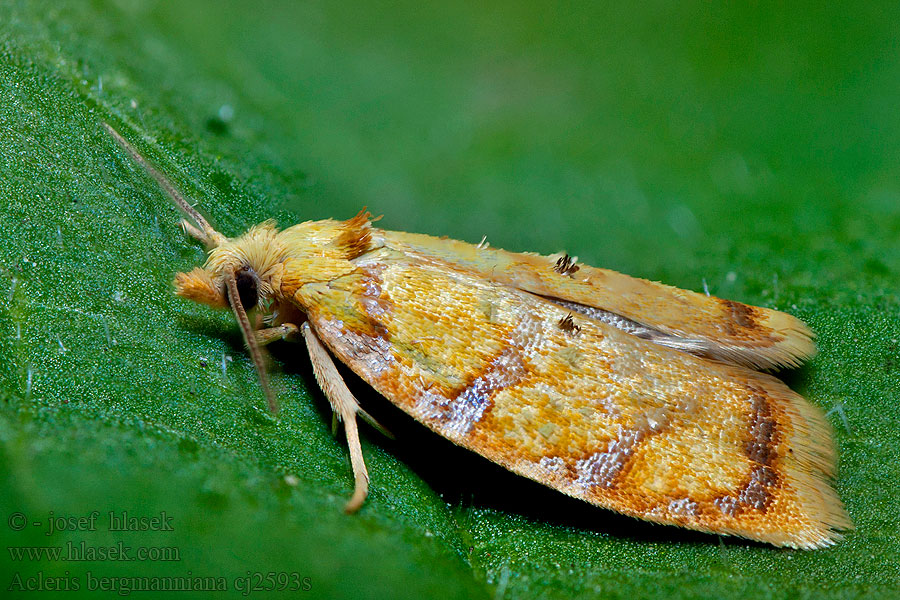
233,267 -> 259,311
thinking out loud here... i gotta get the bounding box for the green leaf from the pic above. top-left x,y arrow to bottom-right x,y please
1,1 -> 898,598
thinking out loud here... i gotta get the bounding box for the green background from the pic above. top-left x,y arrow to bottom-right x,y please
1,1 -> 898,598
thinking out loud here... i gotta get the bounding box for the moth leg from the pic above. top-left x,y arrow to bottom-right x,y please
301,322 -> 371,513
255,323 -> 300,347
262,322 -> 392,437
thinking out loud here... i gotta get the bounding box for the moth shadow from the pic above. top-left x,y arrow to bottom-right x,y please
776,363 -> 817,396
177,314 -> 309,382
175,315 -> 255,367
175,315 -> 246,352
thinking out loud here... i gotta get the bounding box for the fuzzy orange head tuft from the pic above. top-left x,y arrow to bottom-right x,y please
174,268 -> 227,308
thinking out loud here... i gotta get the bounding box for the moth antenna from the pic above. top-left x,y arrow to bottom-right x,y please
103,122 -> 227,248
225,270 -> 278,414
180,219 -> 209,244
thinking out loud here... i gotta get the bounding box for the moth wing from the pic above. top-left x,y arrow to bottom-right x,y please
293,250 -> 849,549
380,230 -> 815,371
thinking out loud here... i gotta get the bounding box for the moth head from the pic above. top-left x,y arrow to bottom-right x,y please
170,223 -> 283,414
104,122 -> 279,413
173,221 -> 284,312
173,222 -> 286,414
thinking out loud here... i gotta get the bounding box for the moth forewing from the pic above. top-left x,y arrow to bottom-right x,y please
294,246 -> 850,549
380,230 -> 817,371
105,123 -> 849,548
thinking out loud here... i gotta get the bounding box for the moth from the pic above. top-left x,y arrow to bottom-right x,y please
105,124 -> 850,549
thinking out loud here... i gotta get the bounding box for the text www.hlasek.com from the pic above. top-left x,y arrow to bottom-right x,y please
8,541 -> 180,562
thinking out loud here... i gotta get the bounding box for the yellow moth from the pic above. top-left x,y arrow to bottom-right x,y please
105,124 -> 850,549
